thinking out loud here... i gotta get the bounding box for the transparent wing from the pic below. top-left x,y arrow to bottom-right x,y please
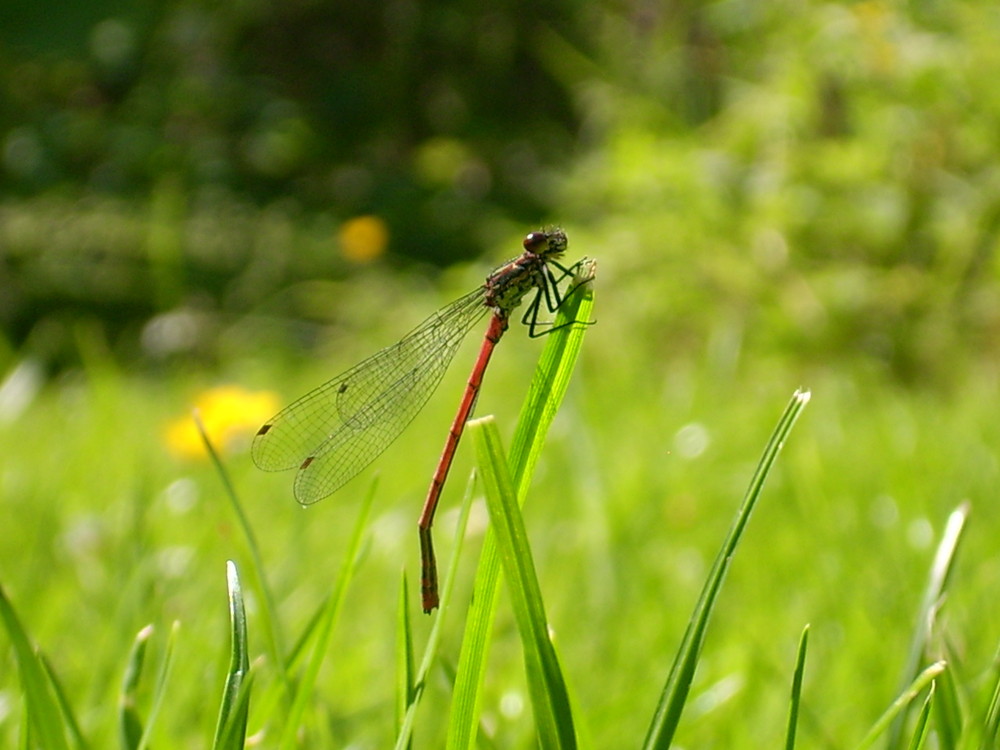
252,288 -> 488,503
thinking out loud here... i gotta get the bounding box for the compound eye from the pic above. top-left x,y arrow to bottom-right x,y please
523,231 -> 548,252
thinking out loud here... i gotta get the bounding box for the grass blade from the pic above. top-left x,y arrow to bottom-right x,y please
119,625 -> 154,750
0,582 -> 73,750
276,479 -> 375,749
785,624 -> 810,750
395,572 -> 415,749
907,683 -> 935,750
394,471 -> 476,750
855,660 -> 946,750
194,410 -> 291,699
135,621 -> 180,750
212,561 -> 251,750
933,640 -> 963,750
39,655 -> 89,750
641,388 -> 812,750
507,257 -> 598,486
214,675 -> 256,750
471,416 -> 576,749
248,473 -> 376,740
448,257 -> 595,750
887,502 -> 970,750
978,644 -> 1000,750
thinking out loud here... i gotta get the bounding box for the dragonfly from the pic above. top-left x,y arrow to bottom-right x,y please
252,228 -> 590,612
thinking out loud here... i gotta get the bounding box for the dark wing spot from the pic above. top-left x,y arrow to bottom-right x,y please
338,383 -> 349,393
257,424 -> 271,436
300,455 -> 315,470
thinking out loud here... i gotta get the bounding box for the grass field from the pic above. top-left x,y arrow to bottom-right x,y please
2,247 -> 998,748
5,1 -> 1000,745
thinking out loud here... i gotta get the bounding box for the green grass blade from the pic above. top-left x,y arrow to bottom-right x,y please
448,257 -> 596,750
784,624 -> 810,750
887,502 -> 970,750
0,582 -> 73,750
212,561 -> 251,750
277,479 -> 375,749
507,257 -> 598,488
135,621 -> 180,750
933,640 -> 963,750
471,416 -> 576,749
855,661 -> 945,750
286,592 -> 329,670
214,674 -> 256,750
249,472 -> 378,741
194,411 -> 290,697
20,697 -> 29,750
39,655 -> 89,750
907,683 -> 935,750
247,597 -> 321,735
641,388 -> 812,750
978,644 -> 1000,750
394,471 -> 476,750
395,572 -> 415,749
119,625 -> 154,750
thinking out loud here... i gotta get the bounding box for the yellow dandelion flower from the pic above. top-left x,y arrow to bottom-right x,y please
338,215 -> 389,263
165,385 -> 280,460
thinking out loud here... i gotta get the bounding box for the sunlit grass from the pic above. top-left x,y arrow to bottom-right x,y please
1,296 -> 1000,746
6,0 -> 1000,743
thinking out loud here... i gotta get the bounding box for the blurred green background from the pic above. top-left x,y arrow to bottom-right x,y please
2,0 -> 1000,746
4,0 -> 1000,379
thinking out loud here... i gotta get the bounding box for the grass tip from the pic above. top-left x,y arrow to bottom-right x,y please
575,257 -> 598,284
927,660 -> 947,675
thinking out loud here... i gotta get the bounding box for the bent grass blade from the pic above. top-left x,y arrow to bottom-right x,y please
447,257 -> 595,750
471,416 -> 576,749
642,389 -> 811,750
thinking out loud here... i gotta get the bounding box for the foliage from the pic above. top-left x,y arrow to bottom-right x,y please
3,353 -> 996,747
553,1 -> 1000,382
3,2 -> 1000,748
4,2 -> 1000,380
0,0 -> 580,262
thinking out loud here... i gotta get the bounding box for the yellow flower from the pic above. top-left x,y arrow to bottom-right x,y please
338,215 -> 389,263
165,385 -> 280,460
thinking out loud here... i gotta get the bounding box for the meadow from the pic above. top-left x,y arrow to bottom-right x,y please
2,246 -> 999,747
4,1 -> 1000,747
